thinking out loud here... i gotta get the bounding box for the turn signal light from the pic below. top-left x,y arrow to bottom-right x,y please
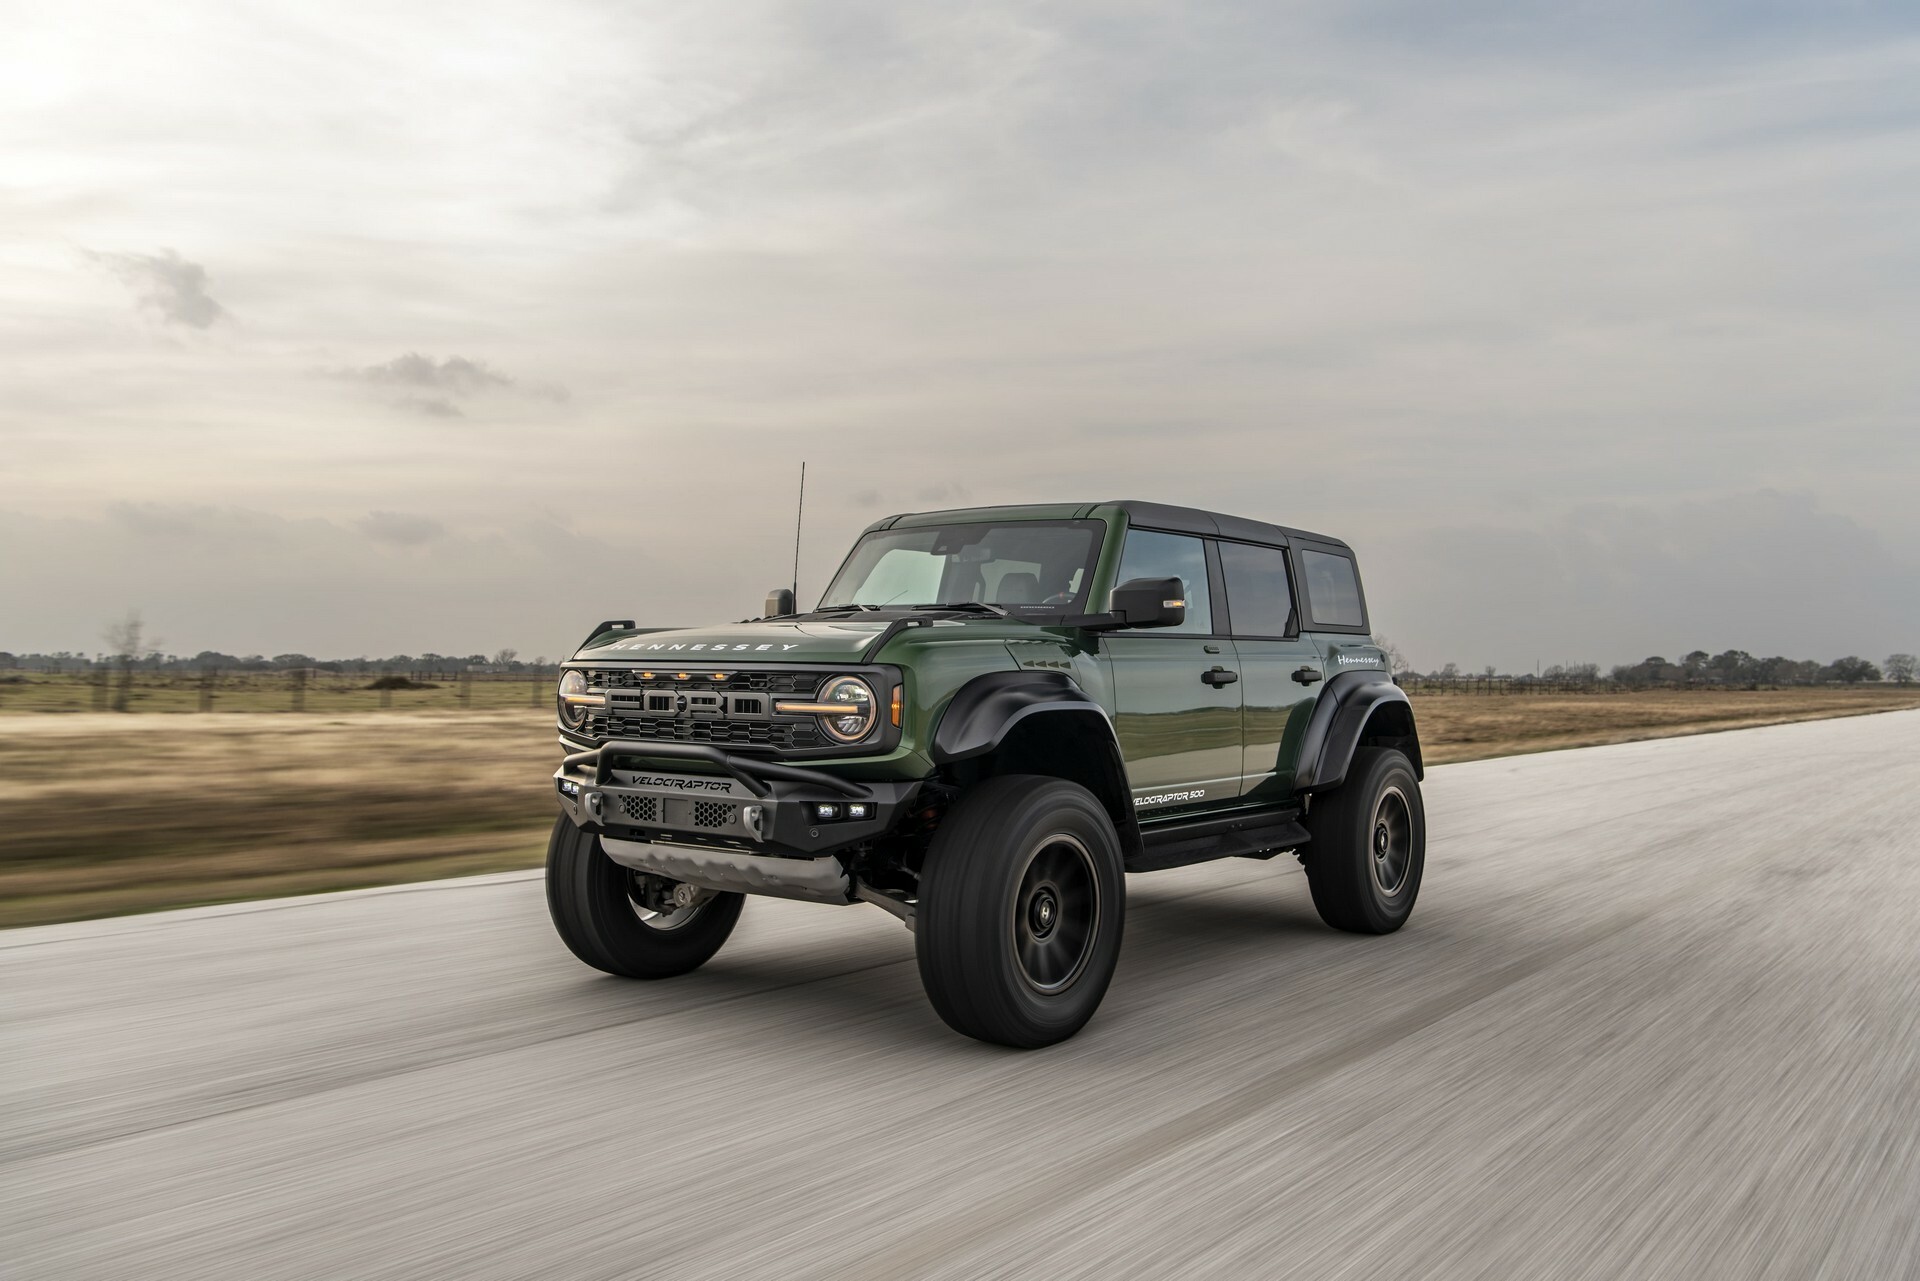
890,684 -> 902,727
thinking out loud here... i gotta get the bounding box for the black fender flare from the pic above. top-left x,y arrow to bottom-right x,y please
931,670 -> 1115,764
1294,670 -> 1422,792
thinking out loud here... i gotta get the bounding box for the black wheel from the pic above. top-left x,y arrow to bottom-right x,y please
544,817 -> 744,978
915,775 -> 1126,1048
1302,747 -> 1425,934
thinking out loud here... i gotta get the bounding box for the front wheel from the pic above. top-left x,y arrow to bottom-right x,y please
915,776 -> 1126,1048
1302,747 -> 1425,934
545,817 -> 744,978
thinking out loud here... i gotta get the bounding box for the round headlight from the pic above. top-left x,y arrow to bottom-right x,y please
556,670 -> 594,728
817,675 -> 877,743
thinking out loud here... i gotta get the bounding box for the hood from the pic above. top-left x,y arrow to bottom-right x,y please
573,620 -> 892,666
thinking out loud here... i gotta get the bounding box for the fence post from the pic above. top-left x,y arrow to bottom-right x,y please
458,670 -> 472,708
199,666 -> 217,712
290,667 -> 307,713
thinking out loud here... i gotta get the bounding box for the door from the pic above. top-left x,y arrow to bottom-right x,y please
1214,540 -> 1325,803
1104,529 -> 1243,813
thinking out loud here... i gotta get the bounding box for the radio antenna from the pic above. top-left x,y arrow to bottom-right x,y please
791,461 -> 807,605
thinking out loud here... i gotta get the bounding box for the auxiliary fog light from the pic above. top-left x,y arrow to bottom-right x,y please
846,803 -> 872,820
557,779 -> 581,797
814,804 -> 842,821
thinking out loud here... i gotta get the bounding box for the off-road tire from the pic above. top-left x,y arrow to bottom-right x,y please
915,775 -> 1126,1048
545,817 -> 744,978
1303,747 -> 1424,934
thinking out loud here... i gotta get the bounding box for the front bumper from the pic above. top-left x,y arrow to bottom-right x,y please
553,740 -> 923,857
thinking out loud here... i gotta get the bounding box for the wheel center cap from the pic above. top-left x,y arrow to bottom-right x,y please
1029,890 -> 1058,937
1375,825 -> 1390,857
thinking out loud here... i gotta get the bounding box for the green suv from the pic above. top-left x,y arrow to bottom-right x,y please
546,501 -> 1425,1047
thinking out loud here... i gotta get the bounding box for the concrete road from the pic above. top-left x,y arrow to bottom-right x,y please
5,712 -> 1919,1280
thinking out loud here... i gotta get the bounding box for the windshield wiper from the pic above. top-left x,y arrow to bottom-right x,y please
808,603 -> 882,614
919,601 -> 1009,617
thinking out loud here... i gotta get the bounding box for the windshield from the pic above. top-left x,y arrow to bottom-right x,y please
818,520 -> 1105,616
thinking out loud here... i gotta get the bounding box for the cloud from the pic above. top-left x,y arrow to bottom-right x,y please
356,510 -> 446,546
87,249 -> 227,328
1367,490 -> 1920,672
394,396 -> 464,419
10,4 -> 1920,660
325,353 -> 566,417
107,502 -> 279,541
347,353 -> 514,395
0,504 -> 626,657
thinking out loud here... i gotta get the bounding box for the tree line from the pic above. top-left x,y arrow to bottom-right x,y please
1374,639 -> 1914,687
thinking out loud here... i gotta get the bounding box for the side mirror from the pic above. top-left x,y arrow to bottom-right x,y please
764,588 -> 796,618
1111,576 -> 1188,628
1076,576 -> 1186,630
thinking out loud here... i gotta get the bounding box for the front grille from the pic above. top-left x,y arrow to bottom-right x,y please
580,667 -> 837,756
620,795 -> 658,824
585,714 -> 824,753
693,801 -> 734,829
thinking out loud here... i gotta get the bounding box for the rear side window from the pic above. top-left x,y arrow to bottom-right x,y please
1112,529 -> 1212,634
1300,549 -> 1364,628
1217,542 -> 1296,638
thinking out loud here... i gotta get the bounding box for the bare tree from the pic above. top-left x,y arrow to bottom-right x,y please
1884,653 -> 1915,686
493,647 -> 518,667
101,612 -> 158,713
1373,635 -> 1409,676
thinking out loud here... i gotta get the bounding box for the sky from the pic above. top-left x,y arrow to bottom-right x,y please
3,0 -> 1917,672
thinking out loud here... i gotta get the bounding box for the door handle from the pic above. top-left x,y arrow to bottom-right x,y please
1292,666 -> 1323,685
1202,667 -> 1239,687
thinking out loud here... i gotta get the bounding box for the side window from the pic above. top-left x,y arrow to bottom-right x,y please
1112,529 -> 1212,635
1300,549 -> 1364,628
1218,542 -> 1296,637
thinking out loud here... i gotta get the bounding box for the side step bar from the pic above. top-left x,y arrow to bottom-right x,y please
1127,807 -> 1310,874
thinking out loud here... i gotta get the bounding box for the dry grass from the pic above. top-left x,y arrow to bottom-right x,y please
3,687 -> 1917,928
0,712 -> 559,928
0,670 -> 554,715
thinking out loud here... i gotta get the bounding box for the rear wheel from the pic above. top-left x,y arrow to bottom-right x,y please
915,775 -> 1126,1048
545,817 -> 744,978
1302,747 -> 1425,934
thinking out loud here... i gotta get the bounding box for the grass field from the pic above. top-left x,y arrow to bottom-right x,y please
0,669 -> 552,715
3,686 -> 1916,928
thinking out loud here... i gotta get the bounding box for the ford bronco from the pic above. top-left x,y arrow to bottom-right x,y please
547,501 -> 1425,1047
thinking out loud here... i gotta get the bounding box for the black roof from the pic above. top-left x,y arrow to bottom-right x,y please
869,500 -> 1350,552
1108,500 -> 1349,551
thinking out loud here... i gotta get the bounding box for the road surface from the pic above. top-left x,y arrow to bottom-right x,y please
5,711 -> 1919,1279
